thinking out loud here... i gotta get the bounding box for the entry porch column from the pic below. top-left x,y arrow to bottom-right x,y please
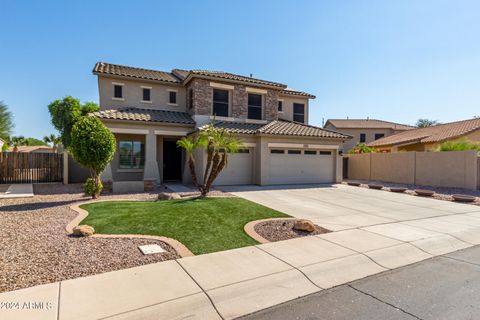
143,129 -> 160,190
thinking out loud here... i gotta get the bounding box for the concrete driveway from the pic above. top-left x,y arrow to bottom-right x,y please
222,184 -> 480,231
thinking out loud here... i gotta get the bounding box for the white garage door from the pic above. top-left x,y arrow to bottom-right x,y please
269,149 -> 335,185
214,148 -> 253,185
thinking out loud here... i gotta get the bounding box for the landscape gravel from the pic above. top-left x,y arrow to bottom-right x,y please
254,219 -> 330,242
0,184 -> 180,293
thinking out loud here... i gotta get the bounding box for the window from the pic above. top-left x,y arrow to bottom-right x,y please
293,103 -> 305,123
359,133 -> 366,143
270,149 -> 284,154
189,89 -> 193,109
169,91 -> 177,104
288,150 -> 301,154
237,149 -> 250,154
114,85 -> 123,99
304,150 -> 317,155
319,151 -> 332,155
142,88 -> 151,102
375,133 -> 385,140
278,100 -> 283,112
118,141 -> 145,169
248,93 -> 262,120
212,89 -> 229,117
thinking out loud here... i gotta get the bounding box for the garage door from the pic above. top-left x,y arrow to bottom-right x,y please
214,148 -> 253,185
269,149 -> 335,184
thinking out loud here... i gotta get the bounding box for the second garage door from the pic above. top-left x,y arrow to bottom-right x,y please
213,148 -> 253,186
269,149 -> 335,185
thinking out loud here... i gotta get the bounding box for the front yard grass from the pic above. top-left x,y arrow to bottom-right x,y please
80,197 -> 289,255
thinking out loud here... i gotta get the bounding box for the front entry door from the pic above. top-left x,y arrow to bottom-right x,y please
163,140 -> 182,181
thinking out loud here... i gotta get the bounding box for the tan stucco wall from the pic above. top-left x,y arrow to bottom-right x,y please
324,126 -> 397,153
98,76 -> 187,111
347,151 -> 479,190
277,95 -> 309,124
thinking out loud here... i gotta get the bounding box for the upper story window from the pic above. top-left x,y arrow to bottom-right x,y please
142,87 -> 151,102
293,103 -> 305,123
212,89 -> 229,117
375,133 -> 385,140
189,89 -> 193,109
360,133 -> 366,143
248,93 -> 262,120
278,100 -> 283,112
168,90 -> 177,105
113,83 -> 124,100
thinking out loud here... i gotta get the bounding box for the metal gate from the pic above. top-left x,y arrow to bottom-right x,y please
0,152 -> 63,184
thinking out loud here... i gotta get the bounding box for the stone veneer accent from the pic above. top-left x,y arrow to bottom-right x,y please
143,179 -> 156,191
187,78 -> 280,120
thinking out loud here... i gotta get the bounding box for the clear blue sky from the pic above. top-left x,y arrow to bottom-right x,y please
1,0 -> 479,138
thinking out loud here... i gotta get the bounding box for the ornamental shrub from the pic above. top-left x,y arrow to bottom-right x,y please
84,178 -> 103,198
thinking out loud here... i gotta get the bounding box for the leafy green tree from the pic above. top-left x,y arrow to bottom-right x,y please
47,96 -> 100,149
177,124 -> 242,197
348,143 -> 377,154
0,101 -> 14,143
436,139 -> 480,152
43,134 -> 61,147
70,117 -> 116,198
416,119 -> 440,128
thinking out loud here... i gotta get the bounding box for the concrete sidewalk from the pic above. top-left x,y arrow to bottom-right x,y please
0,184 -> 34,199
239,245 -> 480,320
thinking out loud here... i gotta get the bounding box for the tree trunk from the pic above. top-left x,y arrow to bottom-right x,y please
205,152 -> 221,193
203,142 -> 214,185
93,173 -> 101,199
188,155 -> 198,187
206,152 -> 227,193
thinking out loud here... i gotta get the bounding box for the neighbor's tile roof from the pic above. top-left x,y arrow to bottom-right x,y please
200,120 -> 350,139
92,107 -> 195,125
93,62 -> 182,83
325,119 -> 414,130
368,118 -> 480,147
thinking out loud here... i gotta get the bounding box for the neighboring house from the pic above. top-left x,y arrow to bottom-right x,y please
324,119 -> 414,152
92,62 -> 351,190
368,118 -> 480,152
9,146 -> 55,153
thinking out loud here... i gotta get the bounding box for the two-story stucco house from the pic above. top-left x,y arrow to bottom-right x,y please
92,62 -> 350,191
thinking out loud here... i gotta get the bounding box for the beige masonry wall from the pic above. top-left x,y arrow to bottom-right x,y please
346,151 -> 479,190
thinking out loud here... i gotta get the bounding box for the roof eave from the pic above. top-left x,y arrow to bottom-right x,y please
182,73 -> 288,90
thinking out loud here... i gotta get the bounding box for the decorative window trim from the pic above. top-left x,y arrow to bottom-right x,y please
141,100 -> 152,104
246,87 -> 267,94
112,82 -> 125,86
210,82 -> 234,90
112,97 -> 125,101
140,85 -> 152,89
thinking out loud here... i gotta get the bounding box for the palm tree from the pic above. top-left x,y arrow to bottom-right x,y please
0,101 -> 14,143
177,124 -> 242,197
416,119 -> 439,128
43,134 -> 61,148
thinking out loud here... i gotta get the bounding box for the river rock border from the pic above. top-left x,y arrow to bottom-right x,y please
68,199 -> 194,257
244,217 -> 298,244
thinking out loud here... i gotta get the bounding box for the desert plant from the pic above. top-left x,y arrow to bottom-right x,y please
436,139 -> 480,152
70,117 -> 116,199
177,124 -> 242,197
349,143 -> 376,154
84,178 -> 103,198
48,96 -> 100,149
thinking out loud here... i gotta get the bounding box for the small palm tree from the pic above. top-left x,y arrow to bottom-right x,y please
177,124 -> 242,197
0,101 -> 14,143
43,134 -> 61,150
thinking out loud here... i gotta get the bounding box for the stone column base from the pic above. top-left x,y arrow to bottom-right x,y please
144,179 -> 157,192
101,180 -> 113,194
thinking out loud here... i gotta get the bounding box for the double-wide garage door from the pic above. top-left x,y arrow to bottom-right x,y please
269,149 -> 335,185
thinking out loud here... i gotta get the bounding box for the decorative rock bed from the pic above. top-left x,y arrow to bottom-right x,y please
390,187 -> 407,193
252,219 -> 330,242
347,182 -> 361,187
452,194 -> 477,203
368,184 -> 384,190
415,189 -> 435,197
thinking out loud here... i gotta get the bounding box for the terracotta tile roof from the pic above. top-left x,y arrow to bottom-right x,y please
186,70 -> 286,88
93,62 -> 182,83
9,146 -> 54,153
368,118 -> 480,148
325,119 -> 414,130
92,107 -> 195,125
280,88 -> 316,99
200,120 -> 350,139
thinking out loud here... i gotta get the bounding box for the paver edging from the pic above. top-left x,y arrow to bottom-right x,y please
244,218 -> 298,244
68,199 -> 194,257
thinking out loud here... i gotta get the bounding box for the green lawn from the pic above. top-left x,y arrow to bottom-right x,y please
80,197 -> 289,255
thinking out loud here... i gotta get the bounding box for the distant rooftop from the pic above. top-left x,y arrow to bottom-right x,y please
325,119 -> 414,130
